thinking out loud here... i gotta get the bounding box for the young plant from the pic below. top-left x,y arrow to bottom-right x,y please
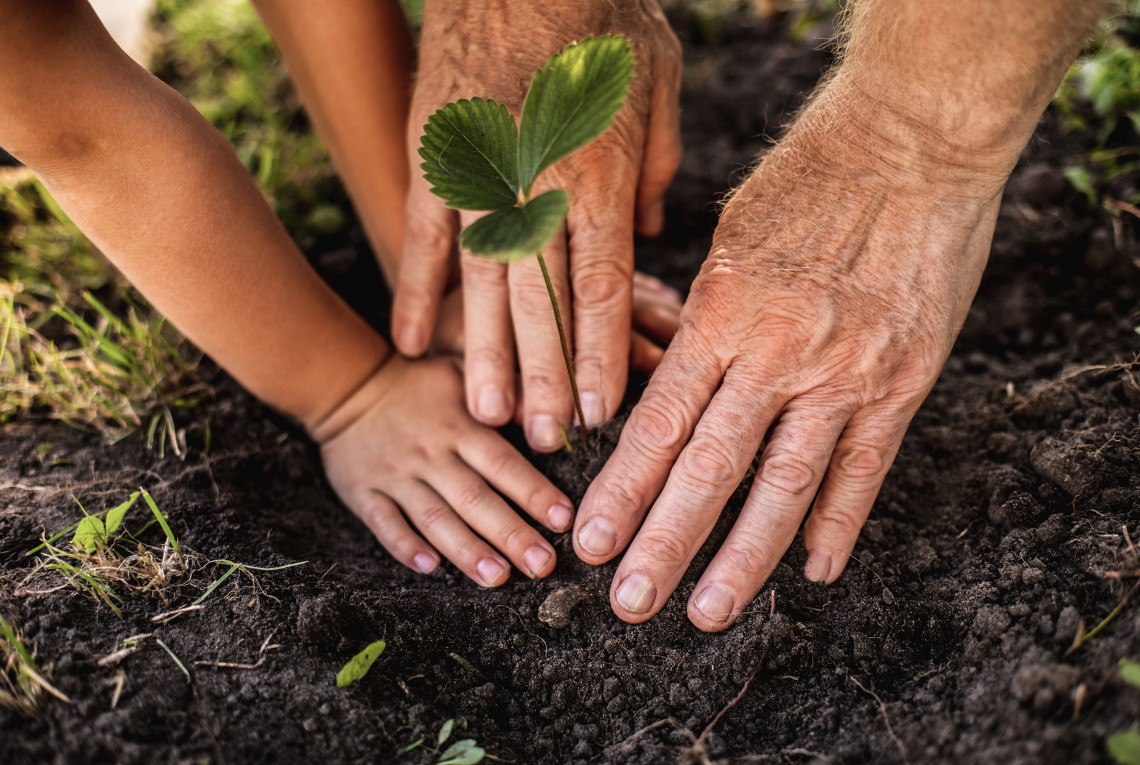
418,36 -> 636,447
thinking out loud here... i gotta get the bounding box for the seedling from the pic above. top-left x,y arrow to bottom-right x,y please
403,718 -> 487,765
1109,659 -> 1140,765
418,36 -> 635,447
336,639 -> 386,687
0,615 -> 70,716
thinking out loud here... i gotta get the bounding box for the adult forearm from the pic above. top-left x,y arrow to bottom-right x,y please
252,0 -> 414,284
828,0 -> 1106,170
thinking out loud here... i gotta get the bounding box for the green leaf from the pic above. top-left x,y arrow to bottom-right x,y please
336,640 -> 386,688
460,190 -> 568,261
73,516 -> 106,554
420,98 -> 519,211
517,35 -> 635,195
438,719 -> 455,747
1121,658 -> 1140,688
1109,730 -> 1140,765
1062,166 -> 1097,205
104,492 -> 141,535
141,489 -> 183,561
437,739 -> 485,765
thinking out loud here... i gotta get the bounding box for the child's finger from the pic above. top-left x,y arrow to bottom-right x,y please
630,330 -> 666,373
392,480 -> 512,588
347,488 -> 440,575
431,458 -> 558,580
458,429 -> 574,533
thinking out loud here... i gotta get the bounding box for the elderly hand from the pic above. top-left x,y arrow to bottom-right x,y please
572,81 -> 1019,630
392,0 -> 682,451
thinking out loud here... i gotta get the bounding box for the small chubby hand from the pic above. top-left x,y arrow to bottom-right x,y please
314,355 -> 574,586
393,0 -> 682,451
572,83 -> 1019,630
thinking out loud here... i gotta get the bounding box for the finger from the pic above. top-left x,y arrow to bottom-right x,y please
566,164 -> 636,429
510,226 -> 574,451
634,33 -> 683,238
801,400 -> 916,585
685,406 -> 850,631
393,173 -> 457,356
458,428 -> 575,533
574,328 -> 725,565
460,210 -> 516,425
393,479 -> 511,587
632,272 -> 682,344
432,457 -> 558,580
608,369 -> 783,623
347,488 -> 440,575
629,331 -> 665,374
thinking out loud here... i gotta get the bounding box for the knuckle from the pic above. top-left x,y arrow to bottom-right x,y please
809,506 -> 865,542
469,345 -> 513,375
513,277 -> 557,315
453,480 -> 489,511
573,258 -> 632,308
415,502 -> 452,530
756,454 -> 817,499
594,477 -> 646,516
496,521 -> 532,552
637,529 -> 691,568
627,398 -> 687,456
834,442 -> 888,483
522,369 -> 567,398
680,439 -> 740,488
482,447 -> 516,483
718,535 -> 775,580
462,255 -> 508,285
406,215 -> 454,258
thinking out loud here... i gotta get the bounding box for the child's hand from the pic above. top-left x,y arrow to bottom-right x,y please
313,356 -> 574,586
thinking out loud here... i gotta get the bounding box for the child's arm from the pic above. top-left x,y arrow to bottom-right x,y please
250,0 -> 413,284
0,0 -> 570,584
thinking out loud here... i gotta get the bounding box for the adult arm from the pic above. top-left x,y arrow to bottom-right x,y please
572,0 -> 1108,630
391,0 -> 683,450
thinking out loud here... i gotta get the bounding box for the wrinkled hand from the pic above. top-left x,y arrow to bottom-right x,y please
429,271 -> 683,376
393,0 -> 682,451
315,356 -> 574,586
573,85 -> 1017,630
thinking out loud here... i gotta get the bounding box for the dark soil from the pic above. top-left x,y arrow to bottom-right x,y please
4,11 -> 1140,765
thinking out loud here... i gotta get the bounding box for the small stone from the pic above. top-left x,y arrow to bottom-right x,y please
538,586 -> 590,628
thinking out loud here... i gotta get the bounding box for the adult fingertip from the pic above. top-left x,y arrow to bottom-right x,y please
614,572 -> 657,615
475,386 -> 511,425
524,545 -> 554,579
636,198 -> 666,238
804,549 -> 832,583
576,516 -> 617,559
690,583 -> 736,628
395,321 -> 427,357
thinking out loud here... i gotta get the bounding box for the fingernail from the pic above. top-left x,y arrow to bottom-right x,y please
413,553 -> 437,574
615,573 -> 656,613
548,504 -> 573,532
580,392 -> 605,429
477,557 -> 506,586
397,324 -> 424,355
692,584 -> 735,624
529,415 -> 561,450
804,550 -> 831,583
577,518 -> 616,557
524,545 -> 552,577
477,386 -> 509,422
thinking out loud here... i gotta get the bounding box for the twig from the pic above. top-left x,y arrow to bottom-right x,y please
109,671 -> 125,709
850,677 -> 908,764
151,604 -> 203,623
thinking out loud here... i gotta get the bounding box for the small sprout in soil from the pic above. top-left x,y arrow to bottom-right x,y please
1108,659 -> 1140,765
418,36 -> 636,448
404,718 -> 486,765
155,638 -> 191,683
0,614 -> 70,716
191,558 -> 307,606
336,640 -> 386,688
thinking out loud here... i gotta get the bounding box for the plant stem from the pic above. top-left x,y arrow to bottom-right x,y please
535,251 -> 589,448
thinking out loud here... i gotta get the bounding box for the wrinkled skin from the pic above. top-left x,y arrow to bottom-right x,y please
393,0 -> 683,451
573,83 -> 1016,631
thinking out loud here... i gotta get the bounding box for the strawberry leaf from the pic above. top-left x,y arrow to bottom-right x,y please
420,98 -> 519,211
460,190 -> 568,260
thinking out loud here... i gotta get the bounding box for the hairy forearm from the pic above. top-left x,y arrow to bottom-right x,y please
252,0 -> 413,284
827,0 -> 1107,170
0,1 -> 388,430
